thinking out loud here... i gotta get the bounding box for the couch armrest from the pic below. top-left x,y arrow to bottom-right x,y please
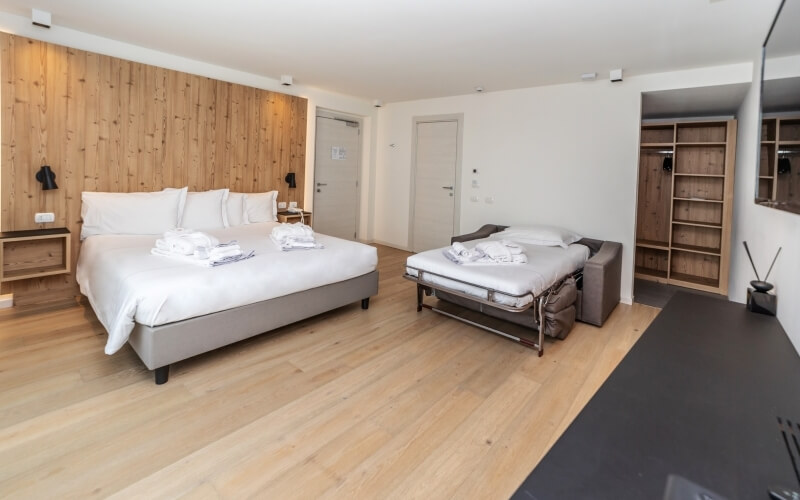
579,241 -> 622,326
451,224 -> 507,244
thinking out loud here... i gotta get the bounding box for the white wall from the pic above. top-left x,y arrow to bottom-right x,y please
729,50 -> 800,354
0,11 -> 379,240
374,63 -> 753,304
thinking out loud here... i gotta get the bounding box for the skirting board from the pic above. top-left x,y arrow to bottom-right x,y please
0,293 -> 13,309
370,239 -> 411,252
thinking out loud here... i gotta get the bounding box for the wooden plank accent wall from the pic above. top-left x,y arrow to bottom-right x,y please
0,34 -> 307,302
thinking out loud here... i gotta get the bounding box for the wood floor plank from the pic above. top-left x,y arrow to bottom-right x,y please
0,244 -> 657,499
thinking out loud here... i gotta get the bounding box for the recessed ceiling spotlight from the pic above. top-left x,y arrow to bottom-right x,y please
581,72 -> 597,81
474,86 -> 484,93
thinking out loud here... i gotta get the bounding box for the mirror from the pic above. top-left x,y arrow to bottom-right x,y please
756,0 -> 800,215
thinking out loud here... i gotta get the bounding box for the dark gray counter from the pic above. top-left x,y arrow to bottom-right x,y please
513,292 -> 800,499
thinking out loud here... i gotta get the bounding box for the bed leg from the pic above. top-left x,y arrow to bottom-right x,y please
361,298 -> 370,310
416,284 -> 423,312
154,365 -> 170,385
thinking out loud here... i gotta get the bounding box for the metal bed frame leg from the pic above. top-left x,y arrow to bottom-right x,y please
154,365 -> 170,385
405,269 -> 567,357
361,298 -> 370,309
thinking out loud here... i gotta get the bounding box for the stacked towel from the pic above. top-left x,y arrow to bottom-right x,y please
444,239 -> 528,265
155,229 -> 220,256
270,223 -> 324,251
151,230 -> 254,267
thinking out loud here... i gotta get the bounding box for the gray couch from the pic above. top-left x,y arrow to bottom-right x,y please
451,224 -> 621,327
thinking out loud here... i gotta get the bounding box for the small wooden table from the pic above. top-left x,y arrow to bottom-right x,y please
277,211 -> 312,226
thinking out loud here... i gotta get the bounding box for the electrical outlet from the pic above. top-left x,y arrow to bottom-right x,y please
34,212 -> 55,223
484,197 -> 495,204
470,195 -> 479,202
289,201 -> 298,209
278,202 -> 287,209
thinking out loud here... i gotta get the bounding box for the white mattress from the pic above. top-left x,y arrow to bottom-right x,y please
406,238 -> 589,308
76,222 -> 377,355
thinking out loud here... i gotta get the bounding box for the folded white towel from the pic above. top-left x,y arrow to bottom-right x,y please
270,223 -> 323,251
270,234 -> 324,251
443,240 -> 527,265
157,230 -> 221,256
476,239 -> 523,256
151,247 -> 254,267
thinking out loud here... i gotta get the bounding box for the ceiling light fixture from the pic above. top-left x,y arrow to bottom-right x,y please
581,72 -> 597,81
280,75 -> 293,86
474,86 -> 484,93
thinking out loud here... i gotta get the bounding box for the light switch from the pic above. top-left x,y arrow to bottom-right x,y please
484,197 -> 494,204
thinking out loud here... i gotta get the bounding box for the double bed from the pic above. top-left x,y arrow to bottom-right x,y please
77,221 -> 378,384
405,224 -> 621,355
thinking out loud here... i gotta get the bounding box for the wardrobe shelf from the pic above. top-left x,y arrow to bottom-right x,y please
675,142 -> 727,146
635,267 -> 668,281
669,273 -> 719,291
640,142 -> 674,148
671,243 -> 721,256
673,173 -> 725,178
673,197 -> 724,204
672,219 -> 722,229
635,240 -> 669,251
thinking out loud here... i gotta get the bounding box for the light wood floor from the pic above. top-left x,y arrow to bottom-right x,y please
0,245 -> 659,499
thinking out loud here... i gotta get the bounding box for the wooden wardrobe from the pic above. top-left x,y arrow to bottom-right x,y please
635,120 -> 737,295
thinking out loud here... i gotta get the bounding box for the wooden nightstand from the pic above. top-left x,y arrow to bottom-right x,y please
277,211 -> 312,226
0,228 -> 71,282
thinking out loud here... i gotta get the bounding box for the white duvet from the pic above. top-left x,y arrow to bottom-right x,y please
76,222 -> 377,355
406,237 -> 589,308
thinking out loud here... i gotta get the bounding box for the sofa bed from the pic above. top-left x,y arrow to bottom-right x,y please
404,224 -> 622,355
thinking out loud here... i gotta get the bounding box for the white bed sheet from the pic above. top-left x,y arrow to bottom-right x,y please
406,238 -> 589,308
76,222 -> 377,355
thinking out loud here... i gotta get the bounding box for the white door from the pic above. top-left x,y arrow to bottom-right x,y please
411,119 -> 459,252
313,116 -> 360,240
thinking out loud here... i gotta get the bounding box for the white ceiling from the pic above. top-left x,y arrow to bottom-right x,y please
641,83 -> 751,120
0,0 -> 785,102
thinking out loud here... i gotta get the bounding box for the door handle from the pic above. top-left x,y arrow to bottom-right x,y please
317,182 -> 328,186
441,186 -> 454,190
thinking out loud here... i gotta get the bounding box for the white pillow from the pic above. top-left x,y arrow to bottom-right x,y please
180,189 -> 229,230
226,192 -> 247,227
244,191 -> 278,223
80,187 -> 187,240
495,225 -> 582,248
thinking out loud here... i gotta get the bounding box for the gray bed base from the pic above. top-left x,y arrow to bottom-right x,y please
128,270 -> 379,384
407,225 -> 622,354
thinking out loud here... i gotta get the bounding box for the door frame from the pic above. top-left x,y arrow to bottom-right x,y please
313,109 -> 363,240
408,113 -> 464,252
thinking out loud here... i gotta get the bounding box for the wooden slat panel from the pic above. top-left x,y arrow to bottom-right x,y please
635,150 -> 672,245
0,33 -> 308,303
